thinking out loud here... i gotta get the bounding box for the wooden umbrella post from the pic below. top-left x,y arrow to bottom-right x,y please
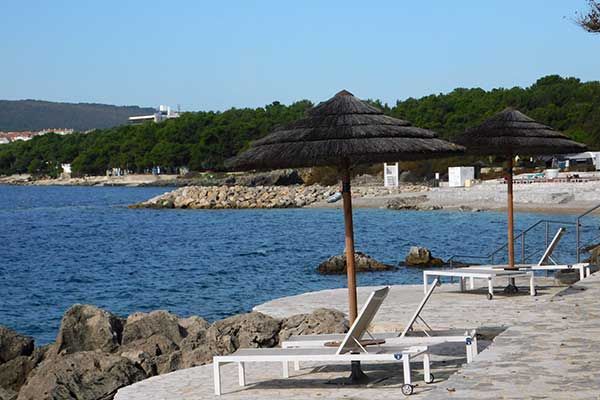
341,159 -> 367,383
507,155 -> 515,270
341,159 -> 358,323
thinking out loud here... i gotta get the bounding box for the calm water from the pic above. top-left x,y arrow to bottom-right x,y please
0,185 -> 593,345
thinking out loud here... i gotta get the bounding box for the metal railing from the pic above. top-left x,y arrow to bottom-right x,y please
448,219 -> 577,267
448,202 -> 600,267
576,203 -> 600,262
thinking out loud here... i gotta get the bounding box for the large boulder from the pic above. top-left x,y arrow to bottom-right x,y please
279,309 -> 348,341
55,305 -> 123,355
17,351 -> 146,400
0,347 -> 47,393
207,312 -> 280,356
317,252 -> 396,274
0,327 -> 34,365
122,310 -> 184,346
405,246 -> 444,266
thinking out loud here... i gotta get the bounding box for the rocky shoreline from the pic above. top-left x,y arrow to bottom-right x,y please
130,184 -> 429,210
0,306 -> 347,400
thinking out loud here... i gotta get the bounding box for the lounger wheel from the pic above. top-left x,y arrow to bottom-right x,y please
487,293 -> 493,300
426,373 -> 435,384
401,384 -> 414,395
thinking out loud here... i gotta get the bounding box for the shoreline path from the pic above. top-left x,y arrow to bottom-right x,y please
115,274 -> 600,399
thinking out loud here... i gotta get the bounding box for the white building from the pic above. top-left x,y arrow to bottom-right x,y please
448,166 -> 475,187
564,152 -> 600,171
128,105 -> 180,124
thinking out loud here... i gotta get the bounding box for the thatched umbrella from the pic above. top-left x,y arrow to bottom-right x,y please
454,108 -> 586,271
227,90 -> 464,380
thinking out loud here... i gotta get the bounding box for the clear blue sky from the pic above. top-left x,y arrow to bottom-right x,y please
2,0 -> 599,111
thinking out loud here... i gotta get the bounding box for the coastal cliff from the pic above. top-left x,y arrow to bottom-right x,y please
0,306 -> 348,400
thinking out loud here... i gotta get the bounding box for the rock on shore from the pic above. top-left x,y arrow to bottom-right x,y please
317,252 -> 396,274
0,306 -> 347,400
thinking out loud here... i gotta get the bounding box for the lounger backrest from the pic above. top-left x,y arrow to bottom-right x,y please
336,286 -> 390,355
399,277 -> 438,337
537,227 -> 566,266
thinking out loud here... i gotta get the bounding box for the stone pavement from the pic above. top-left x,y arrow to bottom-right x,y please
116,275 -> 600,399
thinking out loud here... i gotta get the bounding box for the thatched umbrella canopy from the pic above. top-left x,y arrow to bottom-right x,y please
228,89 -> 464,381
454,108 -> 587,270
230,90 -> 463,170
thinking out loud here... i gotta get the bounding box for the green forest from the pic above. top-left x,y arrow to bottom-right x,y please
1,75 -> 599,177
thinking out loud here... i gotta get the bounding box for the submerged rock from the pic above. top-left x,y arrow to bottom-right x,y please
0,327 -> 34,365
279,309 -> 348,341
55,304 -> 123,355
16,351 -> 146,400
317,252 -> 396,274
404,246 -> 444,266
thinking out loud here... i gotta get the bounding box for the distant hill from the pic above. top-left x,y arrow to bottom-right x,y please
0,100 -> 156,131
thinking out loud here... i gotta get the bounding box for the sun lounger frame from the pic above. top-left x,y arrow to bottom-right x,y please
213,345 -> 430,396
213,287 -> 431,396
468,228 -> 592,280
282,282 -> 477,367
423,268 -> 535,300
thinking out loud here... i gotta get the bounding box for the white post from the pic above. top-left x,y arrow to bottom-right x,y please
282,361 -> 289,378
238,362 -> 246,387
469,276 -> 475,290
466,338 -> 473,364
213,361 -> 222,396
580,266 -> 585,281
402,353 -> 412,385
488,278 -> 494,298
293,361 -> 300,371
423,352 -> 432,383
472,334 -> 479,356
529,273 -> 535,296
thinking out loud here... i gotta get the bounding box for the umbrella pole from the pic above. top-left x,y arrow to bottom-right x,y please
507,156 -> 515,270
341,160 -> 367,383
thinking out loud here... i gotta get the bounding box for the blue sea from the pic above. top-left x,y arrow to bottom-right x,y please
0,185 -> 593,345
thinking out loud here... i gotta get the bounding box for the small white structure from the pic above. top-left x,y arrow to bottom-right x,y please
383,162 -> 399,187
129,105 -> 180,124
448,166 -> 474,188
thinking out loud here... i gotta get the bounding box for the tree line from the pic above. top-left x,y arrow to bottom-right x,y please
0,75 -> 599,177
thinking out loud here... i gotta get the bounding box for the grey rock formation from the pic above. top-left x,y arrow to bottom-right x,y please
0,387 -> 16,400
0,347 -> 47,393
279,309 -> 348,341
122,311 -> 184,346
317,252 -> 396,274
16,351 -> 146,400
0,327 -> 34,365
405,246 -> 444,266
55,305 -> 123,355
207,312 -> 280,355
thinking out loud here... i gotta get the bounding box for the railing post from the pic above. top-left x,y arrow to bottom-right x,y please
576,217 -> 581,263
521,231 -> 526,264
545,221 -> 549,250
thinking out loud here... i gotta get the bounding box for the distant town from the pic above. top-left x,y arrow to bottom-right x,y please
0,104 -> 180,145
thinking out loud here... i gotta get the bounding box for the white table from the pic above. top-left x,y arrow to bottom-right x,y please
423,268 -> 535,300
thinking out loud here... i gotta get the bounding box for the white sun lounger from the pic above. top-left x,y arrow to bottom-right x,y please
282,283 -> 478,364
423,268 -> 535,300
213,288 -> 432,396
466,228 -> 592,281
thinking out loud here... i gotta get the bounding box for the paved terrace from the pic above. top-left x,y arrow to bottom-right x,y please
116,274 -> 600,400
